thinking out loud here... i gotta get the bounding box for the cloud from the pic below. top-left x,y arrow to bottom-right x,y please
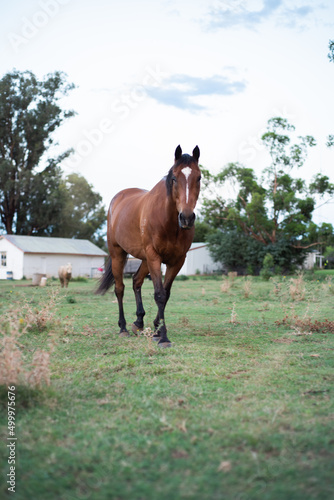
145,74 -> 246,112
205,0 -> 316,30
279,4 -> 314,28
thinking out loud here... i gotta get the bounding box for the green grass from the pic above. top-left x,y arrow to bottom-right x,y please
1,274 -> 334,500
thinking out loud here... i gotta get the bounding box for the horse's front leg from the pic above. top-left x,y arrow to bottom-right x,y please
152,260 -> 186,346
147,258 -> 171,347
153,281 -> 170,347
152,286 -> 171,339
132,261 -> 149,335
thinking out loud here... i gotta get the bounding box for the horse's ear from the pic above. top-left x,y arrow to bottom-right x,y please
175,145 -> 182,161
192,146 -> 200,162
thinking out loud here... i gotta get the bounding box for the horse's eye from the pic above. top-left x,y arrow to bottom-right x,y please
197,175 -> 201,182
172,176 -> 177,183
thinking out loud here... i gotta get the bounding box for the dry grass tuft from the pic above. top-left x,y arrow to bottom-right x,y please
0,310 -> 53,388
293,318 -> 334,334
138,327 -> 156,356
289,273 -> 306,301
23,287 -> 61,332
0,288 -> 62,388
0,332 -> 24,386
180,317 -> 190,328
270,278 -> 282,296
243,277 -> 252,299
221,272 -> 238,293
229,303 -> 238,324
276,307 -> 334,334
221,278 -> 232,293
28,350 -> 51,387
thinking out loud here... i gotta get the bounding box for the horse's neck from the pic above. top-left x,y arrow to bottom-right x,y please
150,180 -> 178,228
165,195 -> 179,225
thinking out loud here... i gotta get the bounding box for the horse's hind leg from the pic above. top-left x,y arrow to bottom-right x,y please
111,249 -> 129,336
132,261 -> 149,335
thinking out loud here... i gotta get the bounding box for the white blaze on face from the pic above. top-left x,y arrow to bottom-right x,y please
181,166 -> 192,203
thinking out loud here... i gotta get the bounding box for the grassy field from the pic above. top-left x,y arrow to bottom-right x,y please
1,272 -> 334,500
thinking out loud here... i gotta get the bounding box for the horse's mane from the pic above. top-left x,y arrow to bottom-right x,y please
166,154 -> 194,197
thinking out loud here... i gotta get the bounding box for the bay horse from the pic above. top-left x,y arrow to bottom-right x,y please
96,145 -> 201,347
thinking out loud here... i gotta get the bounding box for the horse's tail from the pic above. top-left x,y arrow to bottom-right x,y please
95,257 -> 115,295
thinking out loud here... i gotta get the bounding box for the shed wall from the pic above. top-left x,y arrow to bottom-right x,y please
0,238 -> 24,279
23,254 -> 106,279
179,245 -> 219,275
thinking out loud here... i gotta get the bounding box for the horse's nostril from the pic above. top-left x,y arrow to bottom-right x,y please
178,212 -> 195,228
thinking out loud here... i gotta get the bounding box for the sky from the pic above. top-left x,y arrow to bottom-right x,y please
1,0 -> 334,225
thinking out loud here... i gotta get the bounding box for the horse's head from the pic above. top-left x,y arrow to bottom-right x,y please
166,145 -> 201,229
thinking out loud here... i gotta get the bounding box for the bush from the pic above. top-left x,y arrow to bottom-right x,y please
207,230 -> 263,275
66,296 -> 76,304
175,275 -> 189,281
207,229 -> 305,275
260,253 -> 275,280
324,246 -> 334,269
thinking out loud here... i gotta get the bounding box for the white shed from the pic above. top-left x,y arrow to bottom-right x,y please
178,242 -> 221,275
0,235 -> 107,280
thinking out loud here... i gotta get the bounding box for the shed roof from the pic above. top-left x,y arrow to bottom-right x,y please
1,235 -> 107,256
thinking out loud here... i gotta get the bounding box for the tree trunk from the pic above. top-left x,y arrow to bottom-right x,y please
5,216 -> 13,234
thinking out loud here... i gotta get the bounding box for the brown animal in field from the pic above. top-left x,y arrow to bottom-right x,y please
58,263 -> 72,288
96,145 -> 201,348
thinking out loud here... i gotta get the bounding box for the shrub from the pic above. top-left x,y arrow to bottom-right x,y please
208,230 -> 305,275
260,253 -> 275,280
66,296 -> 77,304
324,246 -> 334,269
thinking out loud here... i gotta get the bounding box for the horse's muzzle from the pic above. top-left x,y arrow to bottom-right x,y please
178,212 -> 196,229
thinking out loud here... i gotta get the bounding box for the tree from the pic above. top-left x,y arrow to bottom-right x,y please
193,219 -> 213,242
12,170 -> 106,243
15,158 -> 66,235
305,222 -> 334,255
0,70 -> 75,234
202,118 -> 334,272
51,173 -> 106,244
208,229 -> 263,274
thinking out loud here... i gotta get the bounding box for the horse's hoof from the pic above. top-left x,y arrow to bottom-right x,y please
119,330 -> 130,337
152,334 -> 161,342
158,341 -> 172,348
131,324 -> 143,336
